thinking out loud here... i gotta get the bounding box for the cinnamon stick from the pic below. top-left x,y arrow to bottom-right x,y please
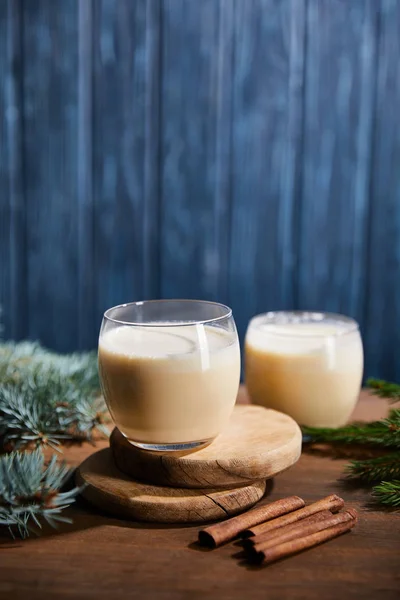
251,508 -> 358,557
251,509 -> 358,564
198,496 -> 305,548
242,494 -> 344,538
242,509 -> 332,549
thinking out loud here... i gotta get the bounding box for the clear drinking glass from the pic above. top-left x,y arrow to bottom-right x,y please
245,311 -> 364,427
98,300 -> 240,451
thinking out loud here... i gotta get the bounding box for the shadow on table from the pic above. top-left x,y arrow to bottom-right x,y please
1,478 -> 275,547
302,442 -> 387,461
333,478 -> 400,514
0,495 -> 195,548
300,448 -> 398,514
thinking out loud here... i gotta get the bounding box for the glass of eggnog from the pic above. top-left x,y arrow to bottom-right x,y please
98,300 -> 240,451
245,311 -> 363,427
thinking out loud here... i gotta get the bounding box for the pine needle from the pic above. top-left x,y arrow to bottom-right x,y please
302,395 -> 400,507
346,452 -> 400,483
302,410 -> 400,449
372,480 -> 400,507
367,378 -> 400,403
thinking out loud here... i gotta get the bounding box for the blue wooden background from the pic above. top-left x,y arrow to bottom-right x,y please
1,0 -> 399,381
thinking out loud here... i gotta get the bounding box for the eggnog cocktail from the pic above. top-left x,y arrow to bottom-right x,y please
245,312 -> 363,427
99,301 -> 240,451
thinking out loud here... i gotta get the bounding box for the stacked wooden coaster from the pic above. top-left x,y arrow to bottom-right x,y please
76,405 -> 302,523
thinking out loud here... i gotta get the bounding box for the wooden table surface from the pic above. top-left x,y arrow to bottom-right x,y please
1,389 -> 399,600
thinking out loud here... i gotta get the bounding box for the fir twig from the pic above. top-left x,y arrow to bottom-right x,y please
302,410 -> 400,449
302,388 -> 400,507
372,480 -> 400,508
367,378 -> 400,403
346,452 -> 400,483
0,448 -> 81,538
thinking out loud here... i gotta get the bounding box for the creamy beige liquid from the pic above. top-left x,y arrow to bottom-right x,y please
99,324 -> 240,444
245,322 -> 363,427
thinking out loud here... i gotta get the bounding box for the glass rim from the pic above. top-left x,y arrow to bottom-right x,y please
103,299 -> 233,327
248,310 -> 359,338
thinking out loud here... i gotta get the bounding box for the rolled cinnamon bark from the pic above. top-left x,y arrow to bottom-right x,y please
242,509 -> 332,549
251,508 -> 358,557
198,496 -> 305,548
242,494 -> 344,538
251,509 -> 358,564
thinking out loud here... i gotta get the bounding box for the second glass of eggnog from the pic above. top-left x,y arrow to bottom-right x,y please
245,311 -> 363,427
98,300 -> 240,451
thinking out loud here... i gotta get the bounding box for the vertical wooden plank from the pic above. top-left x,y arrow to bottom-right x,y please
0,0 -> 26,341
160,0 -> 233,302
23,0 -> 79,351
7,0 -> 26,340
228,0 -> 306,340
0,0 -> 11,337
143,0 -> 161,299
77,0 -> 95,349
299,0 -> 377,324
279,0 -> 307,309
214,0 -> 235,302
365,0 -> 400,381
92,0 -> 157,324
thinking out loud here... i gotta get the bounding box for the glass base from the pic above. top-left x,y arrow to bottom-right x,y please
126,437 -> 214,453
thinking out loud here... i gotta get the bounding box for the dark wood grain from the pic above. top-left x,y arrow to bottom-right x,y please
299,0 -> 377,322
364,0 -> 400,381
160,0 -> 230,302
228,0 -> 306,340
0,0 -> 11,332
77,0 -> 95,350
1,0 -> 400,378
0,0 -> 26,341
22,0 -> 79,350
143,0 -> 162,300
92,0 -> 150,328
1,389 -> 399,600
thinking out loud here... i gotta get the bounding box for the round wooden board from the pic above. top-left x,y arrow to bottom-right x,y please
111,405 -> 302,489
76,449 -> 266,523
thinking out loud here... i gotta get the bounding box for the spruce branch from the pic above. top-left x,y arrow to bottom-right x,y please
0,385 -> 67,449
0,341 -> 99,397
0,341 -> 108,450
367,378 -> 400,403
372,480 -> 400,508
0,448 -> 81,538
346,452 -> 400,483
